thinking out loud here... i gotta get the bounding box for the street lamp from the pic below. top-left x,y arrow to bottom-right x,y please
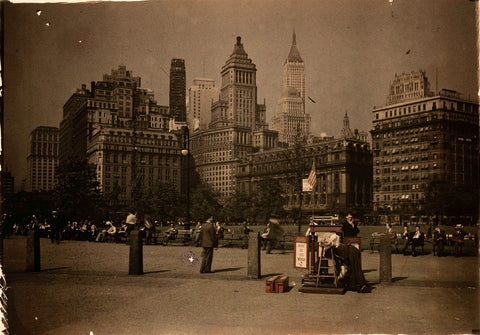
181,126 -> 190,228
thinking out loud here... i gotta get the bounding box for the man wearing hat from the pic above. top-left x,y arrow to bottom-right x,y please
451,224 -> 466,257
197,216 -> 218,273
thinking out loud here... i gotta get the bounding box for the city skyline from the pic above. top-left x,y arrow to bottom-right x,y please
3,0 -> 478,186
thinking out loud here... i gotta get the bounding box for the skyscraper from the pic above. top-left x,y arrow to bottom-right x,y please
187,78 -> 219,131
27,126 -> 59,192
169,59 -> 187,123
271,31 -> 311,145
190,36 -> 277,197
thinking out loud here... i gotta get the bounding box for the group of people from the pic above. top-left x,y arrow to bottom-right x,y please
377,222 -> 472,257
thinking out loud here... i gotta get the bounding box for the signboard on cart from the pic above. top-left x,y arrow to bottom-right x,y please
294,236 -> 309,269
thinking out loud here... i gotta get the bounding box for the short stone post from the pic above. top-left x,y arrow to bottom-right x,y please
129,229 -> 143,275
26,230 -> 41,272
247,232 -> 261,279
379,234 -> 392,284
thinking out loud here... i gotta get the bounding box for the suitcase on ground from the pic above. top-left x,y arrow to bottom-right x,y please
275,276 -> 289,293
266,275 -> 280,293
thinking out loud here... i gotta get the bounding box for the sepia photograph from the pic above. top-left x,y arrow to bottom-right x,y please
0,0 -> 478,334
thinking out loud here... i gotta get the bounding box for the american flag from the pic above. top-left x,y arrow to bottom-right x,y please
307,161 -> 316,188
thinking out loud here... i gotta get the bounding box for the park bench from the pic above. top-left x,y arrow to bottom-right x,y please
277,232 -> 296,250
439,233 -> 479,256
220,229 -> 248,248
369,233 -> 418,253
161,229 -> 193,246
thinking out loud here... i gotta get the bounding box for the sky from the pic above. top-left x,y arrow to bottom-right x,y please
3,0 -> 479,188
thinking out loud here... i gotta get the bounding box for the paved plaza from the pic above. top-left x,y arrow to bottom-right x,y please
2,236 -> 479,335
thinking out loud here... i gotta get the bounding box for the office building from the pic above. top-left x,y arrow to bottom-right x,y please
271,32 -> 311,145
190,36 -> 276,198
26,126 -> 59,192
170,59 -> 187,123
371,70 -> 479,221
60,65 -> 182,206
188,78 -> 219,131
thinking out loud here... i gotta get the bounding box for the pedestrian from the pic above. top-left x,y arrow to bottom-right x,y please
433,226 -> 447,257
451,224 -> 466,257
125,211 -> 137,235
197,216 -> 218,273
342,212 -> 359,237
262,215 -> 284,254
144,215 -> 155,244
49,210 -> 62,244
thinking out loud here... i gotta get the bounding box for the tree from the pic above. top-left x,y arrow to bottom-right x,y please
252,177 -> 286,223
222,191 -> 255,223
137,182 -> 183,222
190,184 -> 221,222
423,180 -> 479,224
53,159 -> 103,220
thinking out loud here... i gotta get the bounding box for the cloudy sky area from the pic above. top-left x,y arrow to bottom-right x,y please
4,0 -> 478,186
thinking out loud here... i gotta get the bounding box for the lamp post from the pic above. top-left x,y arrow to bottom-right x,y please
181,126 -> 190,227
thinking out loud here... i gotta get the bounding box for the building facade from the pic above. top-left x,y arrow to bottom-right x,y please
60,65 -> 182,206
27,126 -> 59,192
271,32 -> 311,145
236,135 -> 372,216
372,71 -> 479,221
1,170 -> 14,199
86,125 -> 181,205
170,59 -> 187,123
190,37 -> 275,198
187,78 -> 219,131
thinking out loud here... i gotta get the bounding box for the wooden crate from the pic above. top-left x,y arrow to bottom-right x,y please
274,276 -> 289,293
265,275 -> 280,293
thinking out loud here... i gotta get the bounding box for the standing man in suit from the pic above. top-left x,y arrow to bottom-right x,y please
197,216 -> 217,273
342,212 -> 359,238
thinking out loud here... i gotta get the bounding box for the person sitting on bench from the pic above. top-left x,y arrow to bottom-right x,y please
407,225 -> 424,256
163,223 -> 178,245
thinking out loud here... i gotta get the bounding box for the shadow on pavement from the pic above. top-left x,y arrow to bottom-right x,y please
212,267 -> 243,273
42,267 -> 70,272
144,270 -> 170,274
392,276 -> 408,282
260,273 -> 282,279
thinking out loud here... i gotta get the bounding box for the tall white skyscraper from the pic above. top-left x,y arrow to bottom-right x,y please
271,31 -> 311,145
187,78 -> 219,131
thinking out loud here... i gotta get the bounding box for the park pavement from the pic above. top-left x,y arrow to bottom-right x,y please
2,235 -> 479,335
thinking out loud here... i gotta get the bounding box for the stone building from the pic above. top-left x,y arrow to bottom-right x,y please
271,32 -> 311,145
26,126 -> 59,192
60,65 -> 182,206
371,71 -> 479,221
237,122 -> 372,216
190,36 -> 276,198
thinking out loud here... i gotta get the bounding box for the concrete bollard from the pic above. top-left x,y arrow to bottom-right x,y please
247,232 -> 261,279
379,234 -> 392,284
26,230 -> 41,272
129,229 -> 143,275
